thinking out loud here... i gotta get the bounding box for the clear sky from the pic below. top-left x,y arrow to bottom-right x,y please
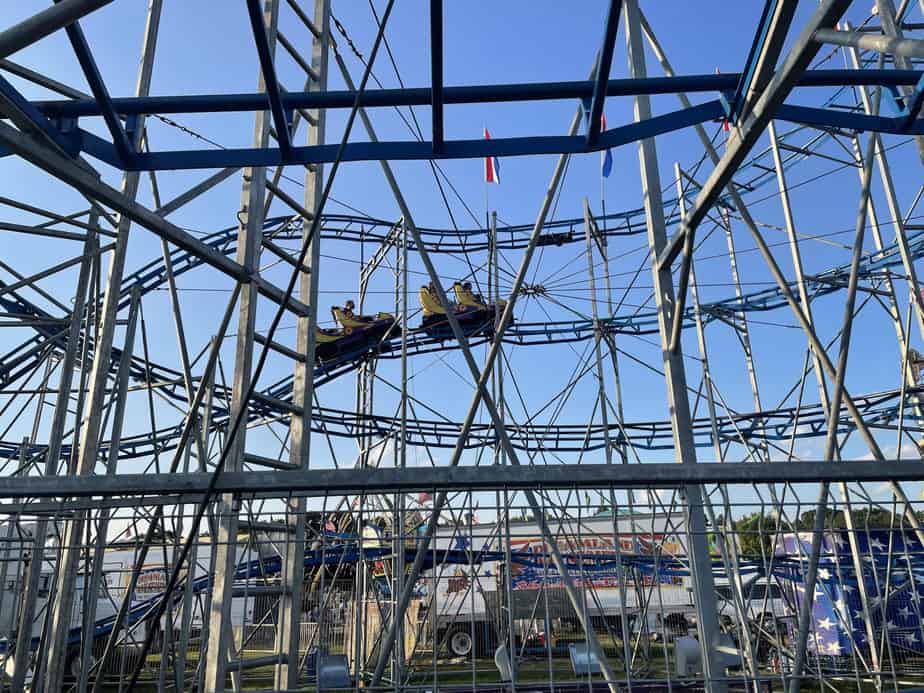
2,1 -> 923,519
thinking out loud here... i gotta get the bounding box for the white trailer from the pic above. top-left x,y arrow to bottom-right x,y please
415,511 -> 696,657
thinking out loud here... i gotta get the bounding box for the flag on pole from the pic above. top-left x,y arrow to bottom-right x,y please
600,113 -> 613,178
484,127 -> 501,184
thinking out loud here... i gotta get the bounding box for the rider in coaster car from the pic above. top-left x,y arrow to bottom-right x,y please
338,299 -> 369,323
419,282 -> 447,316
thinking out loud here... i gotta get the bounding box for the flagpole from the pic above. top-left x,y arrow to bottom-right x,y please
485,177 -> 489,236
484,126 -> 490,235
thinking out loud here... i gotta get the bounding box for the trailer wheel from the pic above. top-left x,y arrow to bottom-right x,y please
446,627 -> 474,657
66,648 -> 96,681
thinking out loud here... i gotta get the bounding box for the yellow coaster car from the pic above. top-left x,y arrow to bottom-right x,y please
315,299 -> 399,361
418,281 -> 508,340
332,299 -> 396,332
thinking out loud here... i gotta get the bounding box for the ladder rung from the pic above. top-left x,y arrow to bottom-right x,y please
251,391 -> 303,417
226,654 -> 285,672
254,277 -> 310,317
232,584 -> 291,597
243,451 -> 298,470
254,332 -> 305,363
262,236 -> 311,275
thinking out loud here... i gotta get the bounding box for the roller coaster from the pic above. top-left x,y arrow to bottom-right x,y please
3,1 -> 924,691
2,201 -> 922,470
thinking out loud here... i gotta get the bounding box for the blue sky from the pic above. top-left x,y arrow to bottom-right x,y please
2,1 -> 923,515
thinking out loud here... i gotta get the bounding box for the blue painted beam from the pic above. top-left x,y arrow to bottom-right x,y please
94,100 -> 725,170
729,0 -> 778,122
56,1 -> 133,164
776,102 -> 924,135
245,0 -> 291,159
730,1 -> 798,124
0,74 -> 78,155
585,0 -> 622,146
69,97 -> 924,171
901,73 -> 924,131
430,0 -> 443,153
30,70 -> 924,118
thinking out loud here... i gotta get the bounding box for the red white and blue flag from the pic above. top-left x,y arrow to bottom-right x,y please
484,127 -> 501,184
600,113 -> 613,178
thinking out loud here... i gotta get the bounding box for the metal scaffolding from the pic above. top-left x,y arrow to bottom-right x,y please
1,1 -> 924,691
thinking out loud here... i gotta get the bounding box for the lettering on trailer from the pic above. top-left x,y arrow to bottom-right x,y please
507,534 -> 685,590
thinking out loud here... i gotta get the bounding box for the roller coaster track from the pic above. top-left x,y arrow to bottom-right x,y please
0,102 -> 876,387
0,224 -> 920,474
2,221 -> 920,392
1,113 -> 916,470
0,100 -> 861,388
1,384 -> 918,467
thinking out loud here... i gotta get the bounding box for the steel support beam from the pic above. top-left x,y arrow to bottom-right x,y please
246,0 -> 291,158
42,2 -> 160,688
874,0 -> 924,153
814,27 -> 924,59
30,70 -> 924,118
10,225 -> 96,693
429,0 -> 443,153
787,101 -> 880,693
56,0 -> 133,163
585,0 -> 622,145
729,0 -> 798,123
658,0 -> 852,270
0,72 -> 80,155
1,460 -> 922,499
274,0 -> 329,687
0,0 -> 113,59
76,286 -> 140,693
203,2 -> 279,689
623,1 -> 725,689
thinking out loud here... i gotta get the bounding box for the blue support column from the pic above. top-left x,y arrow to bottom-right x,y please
901,73 -> 924,131
56,2 -> 134,164
729,0 -> 778,122
430,0 -> 444,154
585,0 -> 622,145
728,0 -> 796,123
0,74 -> 78,155
30,70 -> 923,119
246,0 -> 292,159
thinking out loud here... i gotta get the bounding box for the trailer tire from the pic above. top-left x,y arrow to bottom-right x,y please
446,627 -> 474,658
66,648 -> 96,681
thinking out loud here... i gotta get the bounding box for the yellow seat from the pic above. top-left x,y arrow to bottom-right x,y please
315,327 -> 342,344
332,306 -> 368,329
453,281 -> 486,309
418,286 -> 446,316
333,305 -> 396,328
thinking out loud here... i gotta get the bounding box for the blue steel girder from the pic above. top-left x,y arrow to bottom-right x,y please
245,0 -> 292,158
56,2 -> 134,164
30,70 -> 922,117
15,69 -> 924,170
729,0 -> 797,124
585,0 -> 622,146
0,74 -> 80,155
77,99 -> 726,170
63,101 -> 924,170
430,0 -> 443,153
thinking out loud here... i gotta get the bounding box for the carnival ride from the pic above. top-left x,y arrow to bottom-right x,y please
2,0 -> 924,691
